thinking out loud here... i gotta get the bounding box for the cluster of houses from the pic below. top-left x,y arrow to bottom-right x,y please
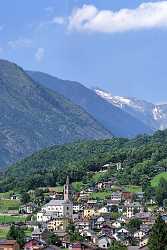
15,175 -> 159,250
1,168 -> 166,250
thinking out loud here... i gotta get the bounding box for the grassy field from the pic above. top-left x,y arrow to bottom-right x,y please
124,185 -> 142,193
0,192 -> 12,199
151,172 -> 167,187
0,199 -> 20,212
0,227 -> 32,239
0,227 -> 9,239
0,215 -> 26,224
90,191 -> 112,200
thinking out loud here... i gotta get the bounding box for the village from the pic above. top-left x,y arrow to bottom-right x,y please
0,162 -> 166,250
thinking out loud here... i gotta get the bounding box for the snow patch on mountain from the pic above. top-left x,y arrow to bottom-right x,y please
152,106 -> 162,120
94,88 -> 167,131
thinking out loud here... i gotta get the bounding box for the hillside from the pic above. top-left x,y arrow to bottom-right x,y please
27,71 -> 152,138
0,60 -> 111,168
2,129 -> 167,191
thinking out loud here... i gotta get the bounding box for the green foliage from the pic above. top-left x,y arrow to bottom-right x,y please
90,191 -> 112,200
2,130 -> 167,191
21,192 -> 31,204
109,241 -> 127,250
148,215 -> 167,250
7,225 -> 26,246
0,228 -> 9,239
142,181 -> 155,201
0,199 -> 20,212
151,172 -> 167,187
127,218 -> 142,233
124,185 -> 142,193
72,182 -> 85,192
66,223 -> 84,243
0,215 -> 26,224
1,138 -> 126,191
47,232 -> 61,246
155,178 -> 167,206
0,60 -> 110,168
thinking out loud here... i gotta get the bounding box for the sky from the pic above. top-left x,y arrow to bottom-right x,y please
0,0 -> 167,103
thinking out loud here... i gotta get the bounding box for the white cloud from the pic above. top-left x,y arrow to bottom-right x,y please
68,1 -> 167,33
8,38 -> 33,49
52,16 -> 65,25
35,48 -> 45,62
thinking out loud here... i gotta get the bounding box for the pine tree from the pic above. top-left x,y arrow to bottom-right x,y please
148,215 -> 167,250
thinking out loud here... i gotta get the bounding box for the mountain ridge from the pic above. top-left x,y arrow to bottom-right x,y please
94,88 -> 167,131
27,71 -> 152,138
0,59 -> 111,168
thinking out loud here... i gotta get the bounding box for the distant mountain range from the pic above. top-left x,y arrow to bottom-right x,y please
94,88 -> 167,131
0,59 -> 164,168
0,60 -> 111,168
27,71 -> 152,138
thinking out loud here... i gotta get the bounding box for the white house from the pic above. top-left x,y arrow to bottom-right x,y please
134,230 -> 146,240
97,235 -> 114,249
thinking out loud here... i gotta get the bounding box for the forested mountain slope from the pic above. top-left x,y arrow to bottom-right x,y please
2,130 -> 167,191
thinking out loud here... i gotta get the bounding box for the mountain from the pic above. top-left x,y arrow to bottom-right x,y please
27,71 -> 152,138
0,59 -> 111,168
94,88 -> 167,131
2,129 -> 167,191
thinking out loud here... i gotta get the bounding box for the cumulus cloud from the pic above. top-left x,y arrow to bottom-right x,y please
8,38 -> 33,49
68,1 -> 167,33
35,48 -> 45,62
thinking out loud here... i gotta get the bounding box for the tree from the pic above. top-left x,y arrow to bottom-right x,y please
142,181 -> 155,201
21,192 -> 31,204
7,225 -> 25,246
163,198 -> 167,209
160,159 -> 167,172
109,241 -> 127,250
47,232 -> 61,246
66,223 -> 84,242
34,188 -> 44,205
128,218 -> 142,233
155,178 -> 167,206
148,215 -> 167,250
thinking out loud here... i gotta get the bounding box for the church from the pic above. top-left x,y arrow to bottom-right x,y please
37,177 -> 73,228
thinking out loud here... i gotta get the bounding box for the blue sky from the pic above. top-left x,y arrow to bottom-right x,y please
0,0 -> 167,103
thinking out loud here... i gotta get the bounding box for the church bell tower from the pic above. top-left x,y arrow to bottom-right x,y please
64,176 -> 70,201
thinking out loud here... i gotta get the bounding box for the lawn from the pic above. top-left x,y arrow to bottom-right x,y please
53,186 -> 64,192
0,227 -> 9,239
0,199 -> 20,212
72,181 -> 85,192
0,227 -> 32,239
0,192 -> 12,199
124,185 -> 142,193
0,215 -> 26,224
90,191 -> 112,200
151,172 -> 167,187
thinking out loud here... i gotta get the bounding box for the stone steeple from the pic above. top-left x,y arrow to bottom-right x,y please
64,176 -> 70,201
